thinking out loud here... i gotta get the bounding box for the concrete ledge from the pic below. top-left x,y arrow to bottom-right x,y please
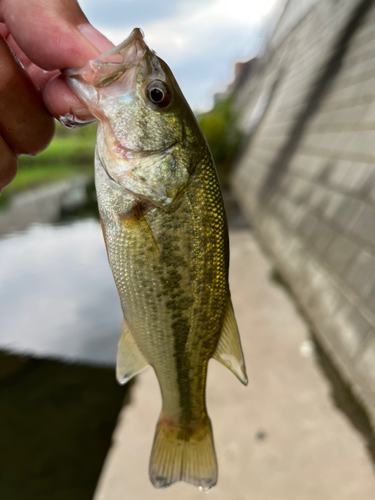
94,230 -> 375,499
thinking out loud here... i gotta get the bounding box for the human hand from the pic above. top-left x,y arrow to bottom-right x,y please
0,0 -> 113,191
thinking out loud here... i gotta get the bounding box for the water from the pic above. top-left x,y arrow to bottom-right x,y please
0,178 -> 123,365
0,177 -> 130,500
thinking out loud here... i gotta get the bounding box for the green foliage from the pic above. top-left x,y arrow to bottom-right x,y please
0,121 -> 97,207
197,95 -> 242,187
19,121 -> 97,168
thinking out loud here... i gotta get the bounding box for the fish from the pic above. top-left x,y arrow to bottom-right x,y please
65,28 -> 247,491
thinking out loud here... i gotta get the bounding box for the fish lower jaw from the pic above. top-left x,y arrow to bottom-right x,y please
103,123 -> 178,161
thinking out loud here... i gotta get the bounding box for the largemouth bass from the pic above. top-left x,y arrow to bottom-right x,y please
65,28 -> 247,491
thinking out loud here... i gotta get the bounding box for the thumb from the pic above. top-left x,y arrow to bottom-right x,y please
0,0 -> 113,70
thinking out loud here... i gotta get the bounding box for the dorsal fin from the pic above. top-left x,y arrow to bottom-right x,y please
212,299 -> 248,386
116,319 -> 150,384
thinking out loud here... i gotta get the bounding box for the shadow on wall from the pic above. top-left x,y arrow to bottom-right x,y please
270,269 -> 375,469
259,0 -> 375,204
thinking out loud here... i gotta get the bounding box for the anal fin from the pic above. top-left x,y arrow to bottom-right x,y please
212,298 -> 248,386
116,319 -> 149,385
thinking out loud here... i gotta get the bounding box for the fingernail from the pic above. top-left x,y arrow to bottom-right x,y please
78,24 -> 114,54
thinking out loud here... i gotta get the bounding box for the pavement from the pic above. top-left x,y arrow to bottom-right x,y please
94,229 -> 375,500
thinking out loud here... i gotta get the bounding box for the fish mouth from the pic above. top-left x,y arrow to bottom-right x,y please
64,28 -> 149,89
63,28 -> 152,120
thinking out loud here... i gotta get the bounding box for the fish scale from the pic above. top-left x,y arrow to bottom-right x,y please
65,27 -> 247,491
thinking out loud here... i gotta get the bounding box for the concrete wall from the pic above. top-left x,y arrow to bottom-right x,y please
233,0 -> 375,423
269,0 -> 318,51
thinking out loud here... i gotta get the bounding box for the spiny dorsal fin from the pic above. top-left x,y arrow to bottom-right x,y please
116,319 -> 149,385
212,299 -> 248,386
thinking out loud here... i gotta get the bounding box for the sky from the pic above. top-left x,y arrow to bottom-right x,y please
78,0 -> 282,111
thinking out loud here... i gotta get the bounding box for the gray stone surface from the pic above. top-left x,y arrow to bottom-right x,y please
94,230 -> 375,500
346,251 -> 375,299
0,176 -> 89,236
233,0 -> 375,429
324,233 -> 357,274
352,205 -> 375,247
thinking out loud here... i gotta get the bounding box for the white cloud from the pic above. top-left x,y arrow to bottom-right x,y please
80,0 -> 281,110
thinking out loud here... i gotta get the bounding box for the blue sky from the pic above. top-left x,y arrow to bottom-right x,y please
78,0 -> 281,111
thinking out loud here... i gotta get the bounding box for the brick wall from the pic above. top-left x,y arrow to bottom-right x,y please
233,0 -> 375,422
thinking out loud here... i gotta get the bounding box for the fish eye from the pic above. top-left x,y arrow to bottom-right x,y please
145,81 -> 171,108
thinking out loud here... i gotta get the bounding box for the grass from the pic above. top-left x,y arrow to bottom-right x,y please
6,164 -> 92,194
21,137 -> 95,165
0,163 -> 94,210
0,122 -> 97,207
19,121 -> 97,168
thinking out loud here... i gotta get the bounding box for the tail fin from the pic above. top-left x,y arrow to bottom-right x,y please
149,416 -> 217,491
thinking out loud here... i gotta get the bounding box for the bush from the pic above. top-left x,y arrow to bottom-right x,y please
197,95 -> 242,187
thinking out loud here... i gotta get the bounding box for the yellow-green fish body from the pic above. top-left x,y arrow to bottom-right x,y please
65,28 -> 247,491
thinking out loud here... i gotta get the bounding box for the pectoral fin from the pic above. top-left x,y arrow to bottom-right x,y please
212,299 -> 248,386
116,319 -> 149,384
